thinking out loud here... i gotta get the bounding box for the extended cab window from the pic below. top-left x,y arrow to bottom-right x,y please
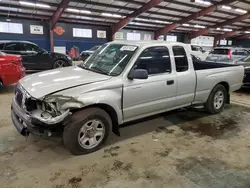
173,46 -> 188,72
4,42 -> 21,51
135,46 -> 171,75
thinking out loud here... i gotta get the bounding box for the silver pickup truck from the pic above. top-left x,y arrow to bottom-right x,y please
11,41 -> 244,155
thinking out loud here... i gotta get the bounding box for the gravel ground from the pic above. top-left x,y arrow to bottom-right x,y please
1,86 -> 250,188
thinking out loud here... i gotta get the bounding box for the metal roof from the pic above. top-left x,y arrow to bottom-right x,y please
109,40 -> 188,48
0,0 -> 250,39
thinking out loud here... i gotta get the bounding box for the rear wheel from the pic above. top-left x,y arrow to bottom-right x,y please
204,84 -> 227,114
63,108 -> 111,155
53,60 -> 68,69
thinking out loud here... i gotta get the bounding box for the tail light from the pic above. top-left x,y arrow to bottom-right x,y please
227,49 -> 232,60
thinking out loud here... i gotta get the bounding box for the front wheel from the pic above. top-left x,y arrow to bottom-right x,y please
63,108 -> 111,155
53,60 -> 68,69
204,84 -> 227,114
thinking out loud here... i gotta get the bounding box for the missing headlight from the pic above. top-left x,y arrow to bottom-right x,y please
25,98 -> 38,112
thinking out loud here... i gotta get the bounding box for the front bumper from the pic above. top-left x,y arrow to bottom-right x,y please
11,99 -> 68,137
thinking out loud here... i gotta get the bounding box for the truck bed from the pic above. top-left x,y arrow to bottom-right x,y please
192,59 -> 244,105
193,59 -> 238,70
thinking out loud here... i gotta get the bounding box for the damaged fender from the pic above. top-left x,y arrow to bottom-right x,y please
28,95 -> 85,125
44,95 -> 85,111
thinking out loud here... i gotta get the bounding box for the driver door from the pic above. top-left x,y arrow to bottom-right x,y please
21,43 -> 50,70
123,46 -> 177,122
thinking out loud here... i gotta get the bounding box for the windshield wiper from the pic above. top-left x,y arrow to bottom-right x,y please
78,64 -> 109,75
90,66 -> 109,75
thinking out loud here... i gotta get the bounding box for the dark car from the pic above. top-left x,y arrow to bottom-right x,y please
234,56 -> 250,88
0,41 -> 72,70
80,45 -> 101,61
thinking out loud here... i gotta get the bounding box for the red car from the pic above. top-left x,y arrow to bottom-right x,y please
0,52 -> 25,86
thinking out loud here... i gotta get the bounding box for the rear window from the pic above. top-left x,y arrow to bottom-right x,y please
210,49 -> 229,55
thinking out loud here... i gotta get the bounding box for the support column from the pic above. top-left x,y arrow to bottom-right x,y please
50,29 -> 54,52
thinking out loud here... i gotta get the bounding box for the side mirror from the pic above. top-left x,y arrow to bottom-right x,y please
128,69 -> 148,80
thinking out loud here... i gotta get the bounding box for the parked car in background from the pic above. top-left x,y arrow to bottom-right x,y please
0,52 -> 25,87
80,45 -> 101,61
232,56 -> 250,88
0,41 -> 72,70
206,47 -> 250,63
188,45 -> 209,61
11,41 -> 244,155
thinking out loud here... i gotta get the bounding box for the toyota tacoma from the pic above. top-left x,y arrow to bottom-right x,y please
11,41 -> 244,155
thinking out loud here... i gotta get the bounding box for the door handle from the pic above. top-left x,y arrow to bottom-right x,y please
166,80 -> 174,85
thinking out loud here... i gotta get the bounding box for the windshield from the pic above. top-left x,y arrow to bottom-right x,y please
79,44 -> 138,76
89,45 -> 101,51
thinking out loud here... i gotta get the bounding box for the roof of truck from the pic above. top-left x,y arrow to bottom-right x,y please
109,40 -> 185,47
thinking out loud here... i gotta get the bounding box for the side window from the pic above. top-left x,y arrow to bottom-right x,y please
173,46 -> 189,72
22,43 -> 40,52
135,46 -> 171,75
0,43 -> 5,50
4,42 -> 21,51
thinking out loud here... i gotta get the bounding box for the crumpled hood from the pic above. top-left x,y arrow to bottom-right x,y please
19,66 -> 111,99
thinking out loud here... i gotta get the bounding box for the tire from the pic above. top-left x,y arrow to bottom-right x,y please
204,84 -> 227,114
53,60 -> 68,69
63,108 -> 112,155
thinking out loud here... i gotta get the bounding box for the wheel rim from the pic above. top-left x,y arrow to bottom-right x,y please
54,61 -> 66,68
78,119 -> 105,149
213,91 -> 224,109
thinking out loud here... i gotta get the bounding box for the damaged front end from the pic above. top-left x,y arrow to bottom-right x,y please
11,84 -> 84,137
28,95 -> 85,125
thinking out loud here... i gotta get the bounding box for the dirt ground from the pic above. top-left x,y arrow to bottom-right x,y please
1,86 -> 250,188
